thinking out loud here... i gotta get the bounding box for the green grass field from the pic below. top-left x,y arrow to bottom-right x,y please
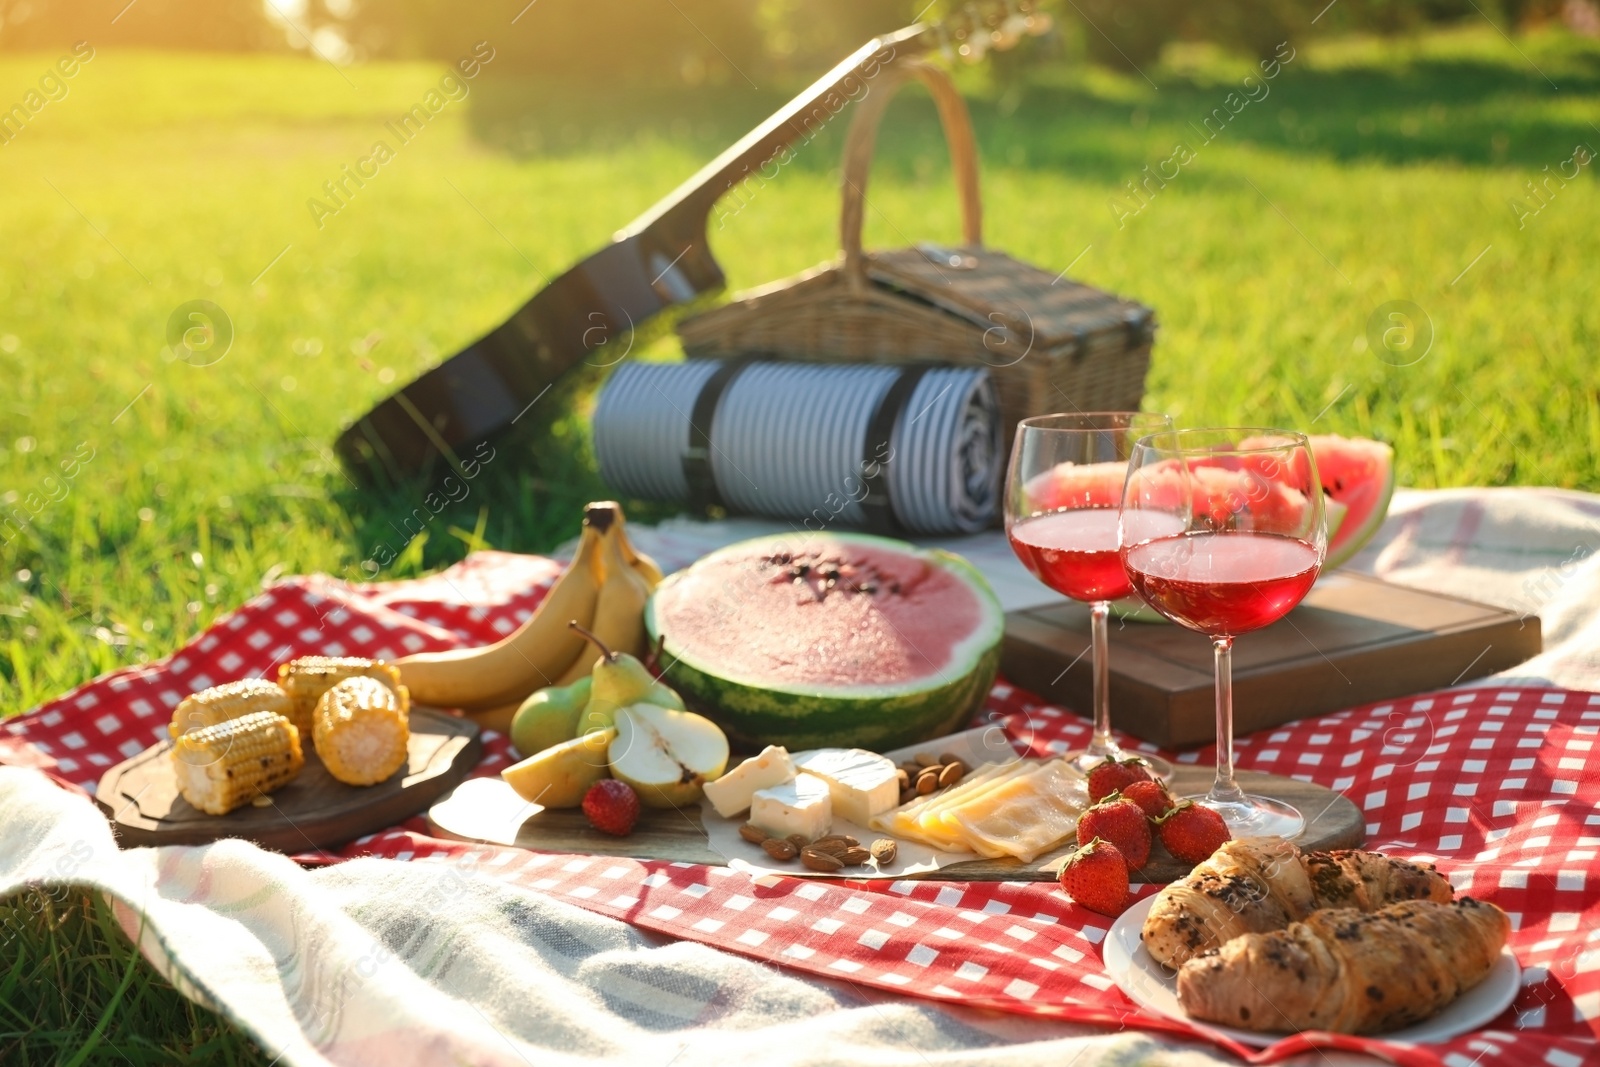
0,27 -> 1597,1061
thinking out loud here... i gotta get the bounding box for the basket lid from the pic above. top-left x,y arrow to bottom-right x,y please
864,245 -> 1154,351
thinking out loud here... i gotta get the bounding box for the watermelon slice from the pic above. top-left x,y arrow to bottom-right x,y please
1024,460 -> 1128,512
1311,434 -> 1395,568
645,534 -> 1003,751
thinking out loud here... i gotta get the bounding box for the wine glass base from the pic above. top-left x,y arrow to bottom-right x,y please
1188,794 -> 1305,839
1062,748 -> 1174,782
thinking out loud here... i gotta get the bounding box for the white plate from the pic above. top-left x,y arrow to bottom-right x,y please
1103,896 -> 1522,1048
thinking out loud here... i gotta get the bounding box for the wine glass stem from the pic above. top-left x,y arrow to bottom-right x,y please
1088,600 -> 1117,759
1211,634 -> 1247,806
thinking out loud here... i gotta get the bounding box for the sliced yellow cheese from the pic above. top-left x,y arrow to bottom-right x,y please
912,762 -> 1042,847
943,760 -> 1085,862
876,764 -> 998,838
873,760 -> 1045,853
872,761 -> 1016,837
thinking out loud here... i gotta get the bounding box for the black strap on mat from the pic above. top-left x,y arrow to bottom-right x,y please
682,357 -> 754,515
858,364 -> 931,536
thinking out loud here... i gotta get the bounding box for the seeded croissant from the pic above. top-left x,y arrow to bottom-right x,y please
1142,837 -> 1452,969
1177,897 -> 1510,1034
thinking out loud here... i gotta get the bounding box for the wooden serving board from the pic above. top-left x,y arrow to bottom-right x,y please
1004,573 -> 1541,749
97,707 -> 482,852
427,763 -> 1362,883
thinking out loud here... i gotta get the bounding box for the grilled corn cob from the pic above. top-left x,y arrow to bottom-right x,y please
170,710 -> 304,815
169,678 -> 291,738
278,656 -> 406,737
314,676 -> 410,786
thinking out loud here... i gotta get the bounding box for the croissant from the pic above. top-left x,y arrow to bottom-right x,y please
1176,897 -> 1510,1034
1142,837 -> 1452,969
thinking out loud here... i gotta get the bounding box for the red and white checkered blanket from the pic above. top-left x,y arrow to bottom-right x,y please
4,541 -> 1598,1067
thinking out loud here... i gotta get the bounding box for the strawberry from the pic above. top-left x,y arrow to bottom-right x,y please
582,779 -> 640,837
1076,794 -> 1152,868
1085,756 -> 1154,805
1122,779 -> 1176,822
1157,801 -> 1231,865
1058,838 -> 1130,917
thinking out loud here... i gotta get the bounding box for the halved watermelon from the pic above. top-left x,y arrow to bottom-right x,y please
645,534 -> 1003,751
1311,434 -> 1395,568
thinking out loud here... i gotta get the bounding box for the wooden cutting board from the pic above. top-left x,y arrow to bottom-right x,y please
427,763 -> 1362,883
97,707 -> 481,852
1003,573 -> 1541,749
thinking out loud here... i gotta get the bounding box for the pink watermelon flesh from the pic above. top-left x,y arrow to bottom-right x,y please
1133,462 -> 1325,535
651,536 -> 997,692
1235,434 -> 1317,495
1025,460 -> 1127,512
1036,458 -> 1341,539
1311,434 -> 1395,568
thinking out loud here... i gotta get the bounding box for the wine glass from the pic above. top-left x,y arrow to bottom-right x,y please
1004,412 -> 1175,779
1119,428 -> 1327,838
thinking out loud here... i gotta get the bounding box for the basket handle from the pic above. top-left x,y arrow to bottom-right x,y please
839,59 -> 983,291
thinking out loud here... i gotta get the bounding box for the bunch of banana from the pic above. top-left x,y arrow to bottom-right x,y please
392,501 -> 663,730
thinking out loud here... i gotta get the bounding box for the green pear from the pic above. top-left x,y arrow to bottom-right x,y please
570,621 -> 684,735
607,703 -> 728,809
509,676 -> 592,758
642,679 -> 685,711
501,727 -> 616,809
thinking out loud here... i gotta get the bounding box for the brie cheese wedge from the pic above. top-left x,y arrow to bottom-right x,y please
750,773 -> 832,841
796,748 -> 900,826
703,745 -> 795,818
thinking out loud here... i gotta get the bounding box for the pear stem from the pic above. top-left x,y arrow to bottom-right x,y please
569,620 -> 617,662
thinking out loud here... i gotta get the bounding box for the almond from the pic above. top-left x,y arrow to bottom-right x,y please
786,834 -> 810,849
739,823 -> 769,845
938,761 -> 966,788
895,768 -> 910,789
914,752 -> 940,768
839,846 -> 872,866
761,838 -> 798,861
899,787 -> 918,806
938,752 -> 963,767
808,838 -> 848,857
800,848 -> 844,872
870,839 -> 897,864
915,769 -> 940,795
814,834 -> 859,848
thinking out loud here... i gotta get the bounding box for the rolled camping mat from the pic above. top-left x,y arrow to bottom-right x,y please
593,361 -> 1001,535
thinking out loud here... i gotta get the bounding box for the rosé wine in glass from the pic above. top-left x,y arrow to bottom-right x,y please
1004,412 -> 1175,779
1123,531 -> 1320,635
1119,429 -> 1327,838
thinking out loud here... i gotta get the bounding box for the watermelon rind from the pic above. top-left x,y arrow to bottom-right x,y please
1324,496 -> 1349,547
1315,436 -> 1395,569
646,533 -> 1004,751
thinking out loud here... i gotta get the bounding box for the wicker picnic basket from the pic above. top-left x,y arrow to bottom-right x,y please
677,59 -> 1156,463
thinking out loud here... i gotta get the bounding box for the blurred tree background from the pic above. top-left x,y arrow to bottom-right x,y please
2,0 -> 1593,75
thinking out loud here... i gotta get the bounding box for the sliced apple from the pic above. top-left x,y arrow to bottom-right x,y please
501,727 -> 615,809
608,703 -> 728,809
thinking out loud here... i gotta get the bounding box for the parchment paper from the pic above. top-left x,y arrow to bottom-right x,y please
699,726 -> 1048,879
